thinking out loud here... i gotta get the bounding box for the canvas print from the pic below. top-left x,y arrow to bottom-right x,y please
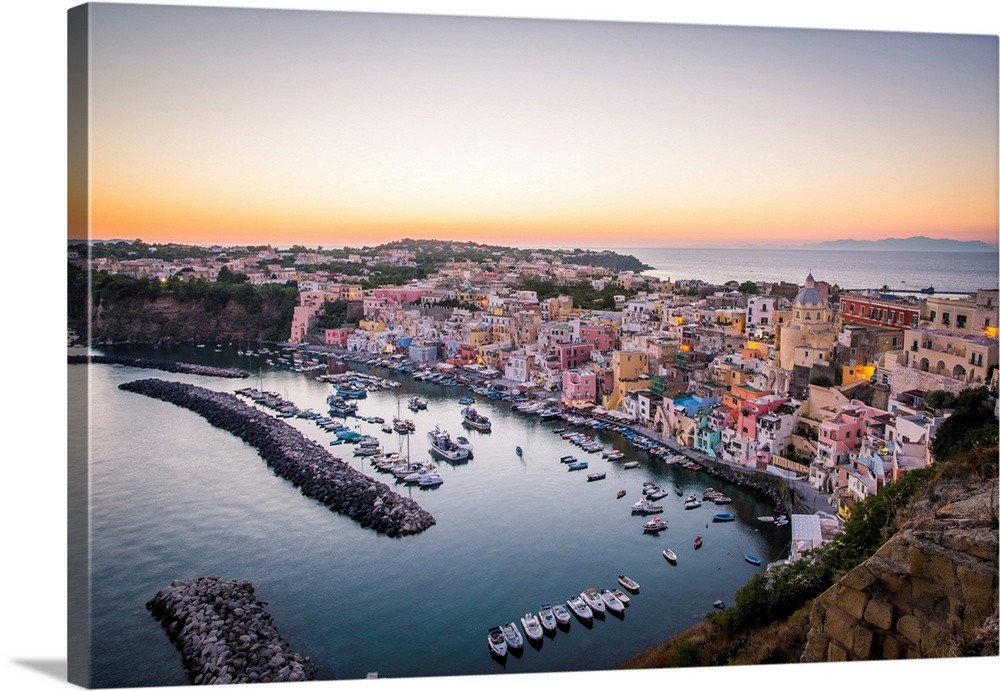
67,3 -> 999,688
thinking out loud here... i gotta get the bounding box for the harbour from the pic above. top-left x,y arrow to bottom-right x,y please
78,343 -> 790,686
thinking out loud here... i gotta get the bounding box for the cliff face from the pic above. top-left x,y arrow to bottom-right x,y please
90,296 -> 286,343
803,475 -> 998,661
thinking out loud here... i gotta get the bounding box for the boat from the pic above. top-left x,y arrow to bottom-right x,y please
487,626 -> 508,657
560,455 -> 577,463
616,490 -> 627,499
520,612 -> 544,641
631,499 -> 663,514
586,471 -> 606,482
745,554 -> 762,566
694,535 -> 703,549
662,548 -> 678,564
427,427 -> 470,462
445,435 -> 471,456
581,588 -> 606,613
380,424 -> 393,434
500,621 -> 524,649
566,595 -> 592,620
567,460 -> 588,471
600,589 -> 625,613
622,461 -> 639,469
757,515 -> 775,523
684,499 -> 702,509
461,407 -> 492,431
550,603 -> 572,625
610,588 -> 630,605
713,513 -> 736,522
647,488 -> 667,500
774,516 -> 789,527
713,600 -> 726,610
417,473 -> 444,487
515,446 -> 523,456
617,574 -> 640,593
713,496 -> 733,504
643,516 -> 668,532
538,604 -> 558,631
459,396 -> 474,405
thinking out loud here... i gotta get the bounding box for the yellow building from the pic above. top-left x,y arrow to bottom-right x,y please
603,351 -> 651,412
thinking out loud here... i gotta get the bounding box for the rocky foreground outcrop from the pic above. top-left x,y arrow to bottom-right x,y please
69,354 -> 249,378
119,378 -> 436,536
147,577 -> 317,684
803,475 -> 998,661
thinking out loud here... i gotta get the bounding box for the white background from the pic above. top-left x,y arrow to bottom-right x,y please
3,2 -> 998,690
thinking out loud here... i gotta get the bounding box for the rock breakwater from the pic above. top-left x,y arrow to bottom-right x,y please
146,576 -> 318,684
118,378 -> 436,536
70,354 -> 250,378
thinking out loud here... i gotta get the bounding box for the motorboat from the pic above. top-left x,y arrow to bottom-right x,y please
622,461 -> 639,469
566,595 -> 592,620
694,535 -> 703,549
487,626 -> 507,657
712,513 -> 736,522
427,427 -> 470,462
684,499 -> 703,509
647,489 -> 667,500
567,460 -> 588,471
454,436 -> 474,454
713,600 -> 726,610
757,515 -> 775,523
713,496 -> 733,504
600,589 -> 625,613
515,446 -> 523,456
631,499 -> 663,514
581,588 -> 606,613
610,588 -> 630,605
538,604 -> 558,632
500,621 -> 523,649
587,472 -> 606,482
550,602 -> 572,625
616,490 -> 627,499
617,574 -> 640,593
745,554 -> 762,566
417,474 -> 443,487
642,517 -> 667,533
662,548 -> 678,564
560,455 -> 577,463
520,612 -> 544,641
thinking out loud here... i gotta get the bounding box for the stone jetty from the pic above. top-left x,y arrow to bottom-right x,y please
69,354 -> 250,378
119,378 -> 435,535
146,576 -> 318,684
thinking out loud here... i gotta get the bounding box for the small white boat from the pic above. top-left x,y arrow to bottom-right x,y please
757,515 -> 775,523
610,587 -> 630,605
551,603 -> 572,625
631,499 -> 663,514
566,595 -> 593,620
617,574 -> 640,593
684,499 -> 703,509
581,587 -> 606,613
622,461 -> 639,469
538,604 -> 558,631
600,588 -> 625,613
501,621 -> 524,649
487,626 -> 507,657
643,517 -> 667,533
662,548 -> 678,564
520,612 -> 544,641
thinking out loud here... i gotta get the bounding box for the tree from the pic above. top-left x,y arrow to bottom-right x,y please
738,281 -> 760,295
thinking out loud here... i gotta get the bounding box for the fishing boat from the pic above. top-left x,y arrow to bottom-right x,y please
567,460 -> 588,471
745,554 -> 762,566
642,516 -> 668,533
587,471 -> 606,482
617,574 -> 640,593
694,535 -> 703,549
713,513 -> 736,522
487,626 -> 508,657
461,406 -> 492,431
566,595 -> 592,620
427,427 -> 470,463
662,548 -> 678,564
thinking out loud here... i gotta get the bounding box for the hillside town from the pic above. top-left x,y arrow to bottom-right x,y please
75,241 -> 1000,537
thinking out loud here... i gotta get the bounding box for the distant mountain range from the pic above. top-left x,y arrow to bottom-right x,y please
803,236 -> 998,252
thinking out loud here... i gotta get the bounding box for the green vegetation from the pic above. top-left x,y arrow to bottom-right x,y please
314,299 -> 362,330
516,277 -> 640,311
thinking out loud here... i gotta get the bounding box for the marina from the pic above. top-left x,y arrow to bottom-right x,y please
79,343 -> 791,686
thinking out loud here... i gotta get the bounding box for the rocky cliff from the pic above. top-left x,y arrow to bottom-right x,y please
88,295 -> 289,343
803,469 -> 998,661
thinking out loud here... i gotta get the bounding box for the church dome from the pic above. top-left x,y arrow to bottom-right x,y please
794,273 -> 826,308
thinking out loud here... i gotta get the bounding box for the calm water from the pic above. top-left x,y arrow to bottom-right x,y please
77,344 -> 790,688
624,247 -> 998,294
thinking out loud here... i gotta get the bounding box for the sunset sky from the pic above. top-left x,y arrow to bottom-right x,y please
76,3 -> 999,248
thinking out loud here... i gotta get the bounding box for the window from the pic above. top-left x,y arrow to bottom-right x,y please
930,310 -> 936,320
942,313 -> 950,325
957,314 -> 967,328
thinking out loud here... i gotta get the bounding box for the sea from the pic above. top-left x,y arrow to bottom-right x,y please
70,245 -> 998,688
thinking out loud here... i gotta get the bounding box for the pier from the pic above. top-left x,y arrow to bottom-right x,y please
69,354 -> 250,378
118,378 -> 436,536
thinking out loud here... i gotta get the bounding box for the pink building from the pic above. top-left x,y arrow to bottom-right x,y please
324,328 -> 353,347
817,401 -> 883,466
562,369 -> 598,407
734,394 -> 788,440
579,324 -> 615,351
372,288 -> 425,305
554,341 -> 593,371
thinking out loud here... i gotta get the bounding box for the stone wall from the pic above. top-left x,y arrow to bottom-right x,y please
803,478 -> 998,661
890,365 -> 973,399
